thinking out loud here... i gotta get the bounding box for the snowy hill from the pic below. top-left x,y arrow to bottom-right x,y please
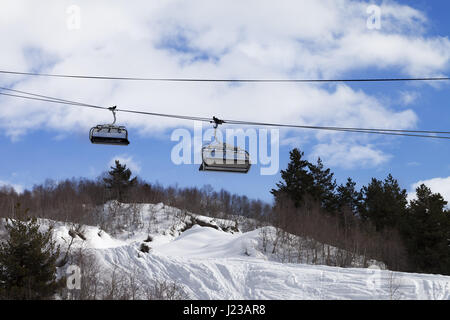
91,224 -> 450,299
4,202 -> 449,300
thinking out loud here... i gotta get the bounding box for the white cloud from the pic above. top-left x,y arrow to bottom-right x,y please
408,176 -> 450,204
0,180 -> 24,193
108,155 -> 141,174
310,143 -> 391,169
399,91 -> 420,106
0,0 -> 449,168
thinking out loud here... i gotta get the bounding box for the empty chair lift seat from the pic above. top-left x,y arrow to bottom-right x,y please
89,125 -> 130,145
199,144 -> 251,173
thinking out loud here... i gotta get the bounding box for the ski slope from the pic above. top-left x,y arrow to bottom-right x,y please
6,202 -> 448,300
93,224 -> 450,300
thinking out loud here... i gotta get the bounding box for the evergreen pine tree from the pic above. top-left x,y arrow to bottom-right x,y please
103,160 -> 137,202
270,148 -> 313,207
0,204 -> 63,299
359,174 -> 408,231
404,185 -> 450,274
334,177 -> 362,238
336,177 -> 362,215
308,157 -> 337,212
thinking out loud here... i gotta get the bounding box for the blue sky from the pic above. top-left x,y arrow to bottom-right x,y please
0,0 -> 449,203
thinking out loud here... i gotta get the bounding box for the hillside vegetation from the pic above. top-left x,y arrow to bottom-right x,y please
1,149 -> 449,299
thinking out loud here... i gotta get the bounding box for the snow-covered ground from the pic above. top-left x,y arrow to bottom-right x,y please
97,225 -> 450,300
4,202 -> 450,300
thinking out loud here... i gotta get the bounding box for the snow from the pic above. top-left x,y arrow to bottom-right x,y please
52,223 -> 125,249
91,237 -> 450,300
155,225 -> 264,260
3,202 -> 450,300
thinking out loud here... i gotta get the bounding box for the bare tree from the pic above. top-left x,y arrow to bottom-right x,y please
62,247 -> 102,300
387,271 -> 403,300
144,278 -> 190,300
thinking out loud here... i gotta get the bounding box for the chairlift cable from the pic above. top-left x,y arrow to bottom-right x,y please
221,119 -> 450,135
0,69 -> 450,83
0,88 -> 216,122
0,88 -> 449,139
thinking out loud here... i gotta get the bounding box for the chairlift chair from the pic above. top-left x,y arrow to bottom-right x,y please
89,106 -> 130,146
199,117 -> 251,173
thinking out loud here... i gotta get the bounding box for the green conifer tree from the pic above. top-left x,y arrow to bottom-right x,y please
103,160 -> 137,202
359,174 -> 408,231
270,148 -> 313,207
404,185 -> 450,274
0,204 -> 64,299
271,149 -> 338,212
336,177 -> 362,215
308,157 -> 337,212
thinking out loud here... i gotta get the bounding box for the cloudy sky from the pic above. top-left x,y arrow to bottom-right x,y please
0,0 -> 449,203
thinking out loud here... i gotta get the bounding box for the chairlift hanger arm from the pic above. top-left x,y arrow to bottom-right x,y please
108,106 -> 117,125
209,116 -> 226,143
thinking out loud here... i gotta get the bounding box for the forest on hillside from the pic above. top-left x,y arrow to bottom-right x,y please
0,149 -> 449,278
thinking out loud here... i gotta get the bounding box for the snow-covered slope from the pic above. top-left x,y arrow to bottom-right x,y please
91,224 -> 450,300
8,202 -> 449,300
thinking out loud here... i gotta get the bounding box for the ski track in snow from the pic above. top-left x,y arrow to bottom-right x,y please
25,203 -> 450,300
